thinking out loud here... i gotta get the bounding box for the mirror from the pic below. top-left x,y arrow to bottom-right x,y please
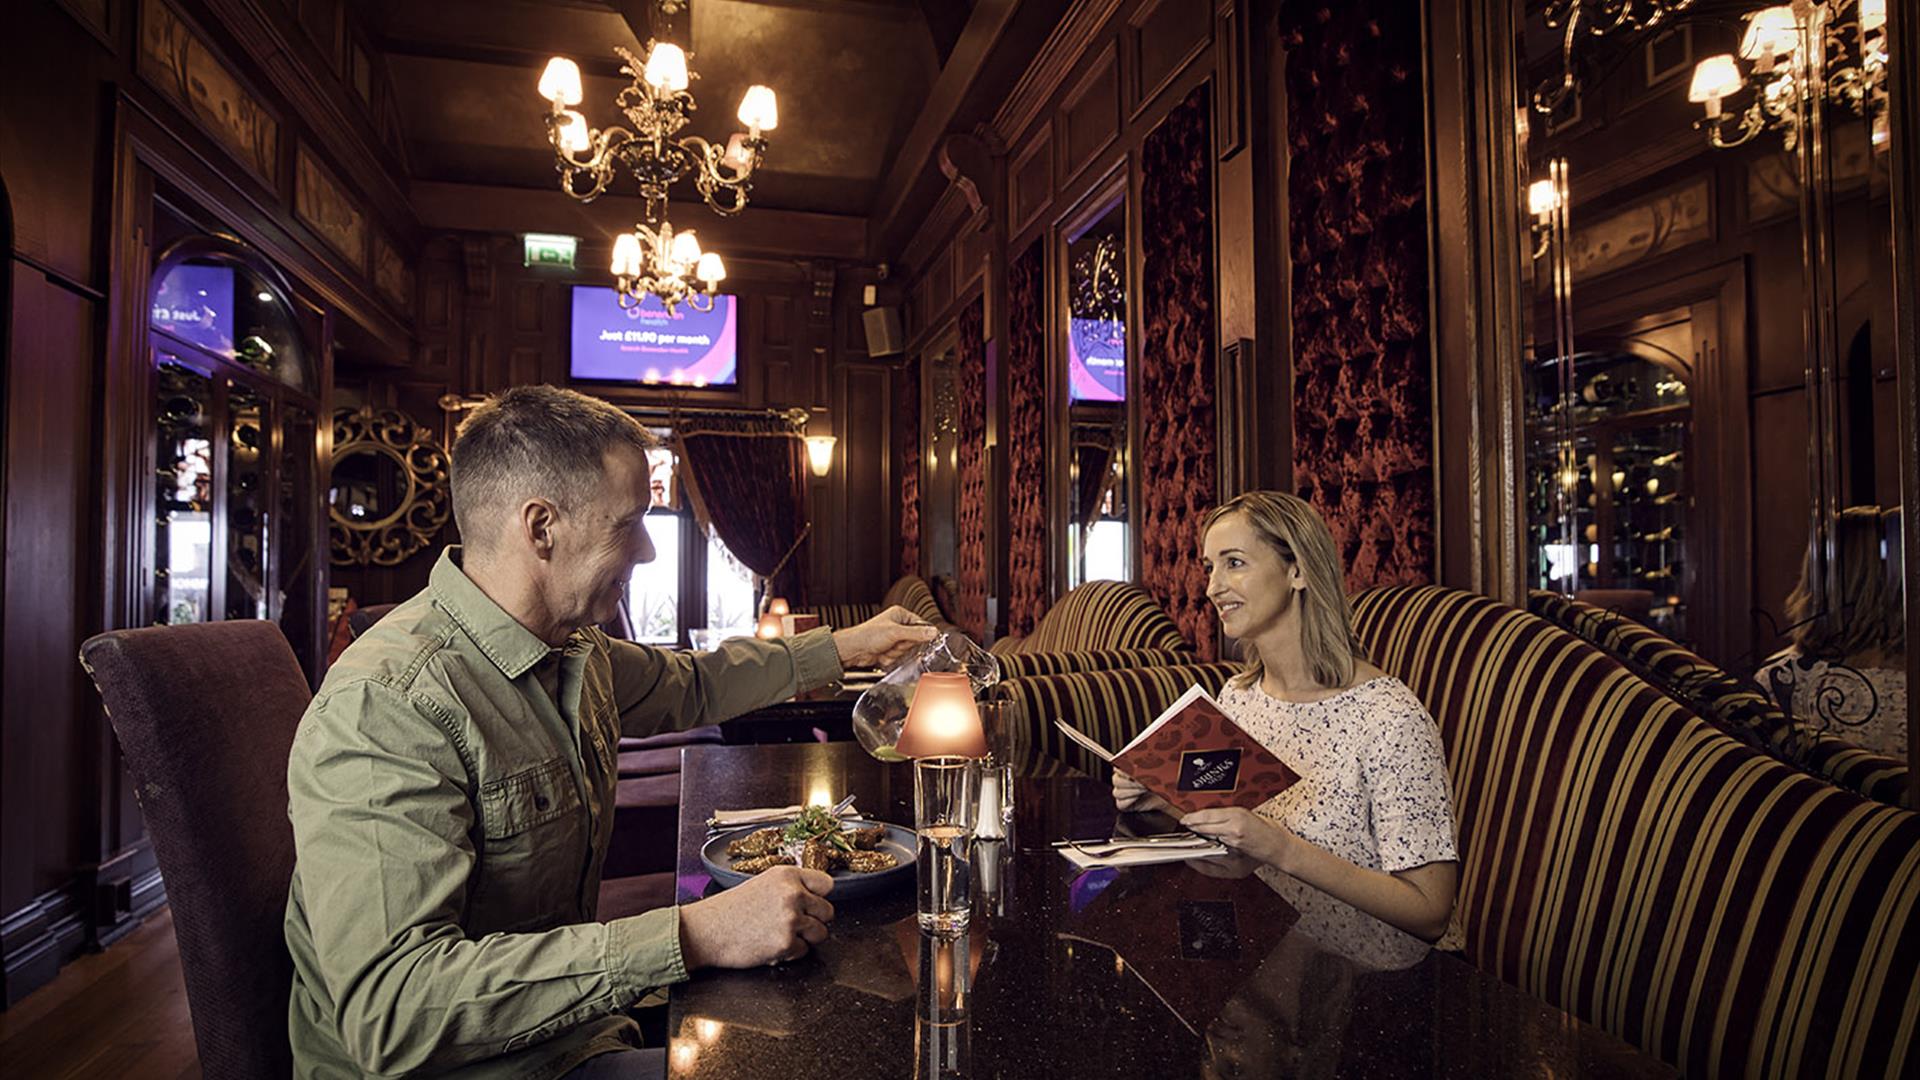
1063,194 -> 1130,586
1513,0 -> 1907,761
328,406 -> 451,566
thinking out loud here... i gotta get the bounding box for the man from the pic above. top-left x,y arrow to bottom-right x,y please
284,386 -> 934,1078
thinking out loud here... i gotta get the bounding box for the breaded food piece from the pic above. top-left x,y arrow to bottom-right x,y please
842,850 -> 898,874
731,852 -> 795,875
848,825 -> 888,850
726,827 -> 784,858
800,838 -> 836,872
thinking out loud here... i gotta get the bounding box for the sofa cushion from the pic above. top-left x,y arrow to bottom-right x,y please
988,661 -> 1241,777
990,580 -> 1193,657
1354,585 -> 1920,1078
1529,590 -> 1911,808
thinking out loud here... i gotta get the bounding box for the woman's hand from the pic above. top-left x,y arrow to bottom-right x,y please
1111,769 -> 1171,814
1181,806 -> 1294,868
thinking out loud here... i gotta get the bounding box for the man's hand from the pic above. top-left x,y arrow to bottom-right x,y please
1112,769 -> 1172,814
678,865 -> 836,969
832,606 -> 938,669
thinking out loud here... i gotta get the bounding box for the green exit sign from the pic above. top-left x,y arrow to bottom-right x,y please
523,233 -> 577,268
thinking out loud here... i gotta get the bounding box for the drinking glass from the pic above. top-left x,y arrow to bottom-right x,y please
913,756 -> 977,933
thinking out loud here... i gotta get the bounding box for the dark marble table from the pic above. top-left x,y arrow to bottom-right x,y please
668,743 -> 1672,1079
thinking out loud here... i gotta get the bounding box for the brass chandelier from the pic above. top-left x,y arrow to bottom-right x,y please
538,31 -> 779,312
1686,1 -> 1890,151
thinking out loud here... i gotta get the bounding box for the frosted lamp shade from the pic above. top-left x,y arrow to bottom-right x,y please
695,251 -> 726,284
722,133 -> 754,172
805,435 -> 837,477
1860,0 -> 1885,33
1527,179 -> 1559,217
756,613 -> 783,639
539,57 -> 583,105
1688,55 -> 1744,102
670,230 -> 703,269
643,43 -> 690,92
738,85 -> 779,132
1738,8 -> 1798,60
557,110 -> 591,153
768,597 -> 791,617
893,672 -> 987,758
611,233 -> 641,276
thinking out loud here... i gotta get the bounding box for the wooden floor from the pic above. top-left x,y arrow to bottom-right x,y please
0,909 -> 201,1078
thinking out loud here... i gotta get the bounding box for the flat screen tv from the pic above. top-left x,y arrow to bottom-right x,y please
150,262 -> 237,358
1067,314 -> 1125,402
569,285 -> 739,387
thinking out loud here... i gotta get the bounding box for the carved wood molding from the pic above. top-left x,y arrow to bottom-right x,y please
991,0 -> 1127,147
328,407 -> 451,568
938,128 -> 1008,219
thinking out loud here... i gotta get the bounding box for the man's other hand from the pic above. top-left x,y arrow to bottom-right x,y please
679,865 -> 836,969
833,606 -> 939,669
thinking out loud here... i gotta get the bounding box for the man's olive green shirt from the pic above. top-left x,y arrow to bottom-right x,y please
284,549 -> 842,1078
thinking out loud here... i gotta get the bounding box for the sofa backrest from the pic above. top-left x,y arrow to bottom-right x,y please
1529,590 -> 1911,809
994,647 -> 1196,681
987,660 -> 1241,776
1353,585 -> 1919,1078
990,579 -> 1193,657
810,575 -> 953,634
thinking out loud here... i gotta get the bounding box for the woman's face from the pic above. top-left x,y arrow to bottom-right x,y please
1203,512 -> 1304,641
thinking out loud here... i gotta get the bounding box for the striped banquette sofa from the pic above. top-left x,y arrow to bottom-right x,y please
999,585 -> 1919,1077
989,579 -> 1196,679
806,574 -> 953,633
1529,590 -> 1911,809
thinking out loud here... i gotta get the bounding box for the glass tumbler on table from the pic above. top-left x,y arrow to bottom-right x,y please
914,756 -> 978,934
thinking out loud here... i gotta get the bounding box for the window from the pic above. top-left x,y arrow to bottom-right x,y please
624,440 -> 759,647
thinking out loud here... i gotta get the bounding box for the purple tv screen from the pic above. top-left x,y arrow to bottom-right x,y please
1067,315 -> 1125,402
150,262 -> 236,358
569,286 -> 739,387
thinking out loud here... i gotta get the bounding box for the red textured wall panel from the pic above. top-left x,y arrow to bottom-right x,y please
898,353 -> 922,580
956,299 -> 989,640
1005,242 -> 1049,637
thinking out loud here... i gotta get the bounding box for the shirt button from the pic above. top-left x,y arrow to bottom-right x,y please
534,795 -> 550,810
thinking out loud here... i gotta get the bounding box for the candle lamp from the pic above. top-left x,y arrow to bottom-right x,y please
895,672 -> 984,933
755,613 -> 783,639
767,596 -> 791,617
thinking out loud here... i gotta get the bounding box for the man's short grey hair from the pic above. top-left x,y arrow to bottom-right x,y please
451,385 -> 657,551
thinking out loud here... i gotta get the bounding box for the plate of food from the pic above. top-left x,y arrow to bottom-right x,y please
700,805 -> 917,900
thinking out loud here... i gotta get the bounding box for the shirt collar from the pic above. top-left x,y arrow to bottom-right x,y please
429,546 -> 558,680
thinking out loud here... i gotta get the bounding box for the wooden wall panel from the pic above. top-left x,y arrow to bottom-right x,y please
1010,124 -> 1054,242
1059,43 -> 1120,189
1128,0 -> 1212,117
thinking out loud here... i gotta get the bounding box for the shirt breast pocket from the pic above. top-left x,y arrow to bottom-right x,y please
475,758 -> 584,929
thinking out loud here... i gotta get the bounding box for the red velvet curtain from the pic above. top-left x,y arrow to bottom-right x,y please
1138,84 -> 1219,661
1282,0 -> 1435,590
897,353 -> 922,580
677,425 -> 810,604
955,298 -> 989,641
1005,242 -> 1048,638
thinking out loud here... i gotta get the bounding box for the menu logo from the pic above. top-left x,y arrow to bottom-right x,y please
1177,748 -> 1242,793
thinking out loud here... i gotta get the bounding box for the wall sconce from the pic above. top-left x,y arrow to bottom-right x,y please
804,434 -> 837,477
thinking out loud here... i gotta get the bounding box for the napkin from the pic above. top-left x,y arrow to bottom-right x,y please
708,802 -> 860,829
1054,839 -> 1229,870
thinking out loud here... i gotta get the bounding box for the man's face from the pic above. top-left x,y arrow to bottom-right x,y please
548,446 -> 656,630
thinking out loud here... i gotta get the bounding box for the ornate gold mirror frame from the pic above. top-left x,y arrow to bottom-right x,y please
328,406 -> 451,566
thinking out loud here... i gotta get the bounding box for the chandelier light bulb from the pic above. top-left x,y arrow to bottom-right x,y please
611,233 -> 641,276
557,110 -> 591,153
695,251 -> 726,283
1689,54 -> 1744,116
1738,7 -> 1798,63
722,133 -> 753,172
644,43 -> 690,92
738,85 -> 779,134
670,230 -> 703,270
1859,0 -> 1885,34
1527,179 -> 1560,218
539,57 -> 583,106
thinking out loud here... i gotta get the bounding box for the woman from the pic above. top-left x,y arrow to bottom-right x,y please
1754,505 -> 1906,760
1113,491 -> 1458,941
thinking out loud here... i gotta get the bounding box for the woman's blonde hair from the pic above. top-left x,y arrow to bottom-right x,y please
1785,505 -> 1905,660
1201,491 -> 1365,691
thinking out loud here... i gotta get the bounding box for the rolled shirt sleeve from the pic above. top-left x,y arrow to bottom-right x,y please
607,628 -> 844,738
287,680 -> 689,1074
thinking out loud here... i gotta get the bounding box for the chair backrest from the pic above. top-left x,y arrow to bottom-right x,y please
346,602 -> 399,640
1529,589 -> 1911,808
1351,585 -> 1920,1078
79,620 -> 311,1080
990,579 -> 1192,656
